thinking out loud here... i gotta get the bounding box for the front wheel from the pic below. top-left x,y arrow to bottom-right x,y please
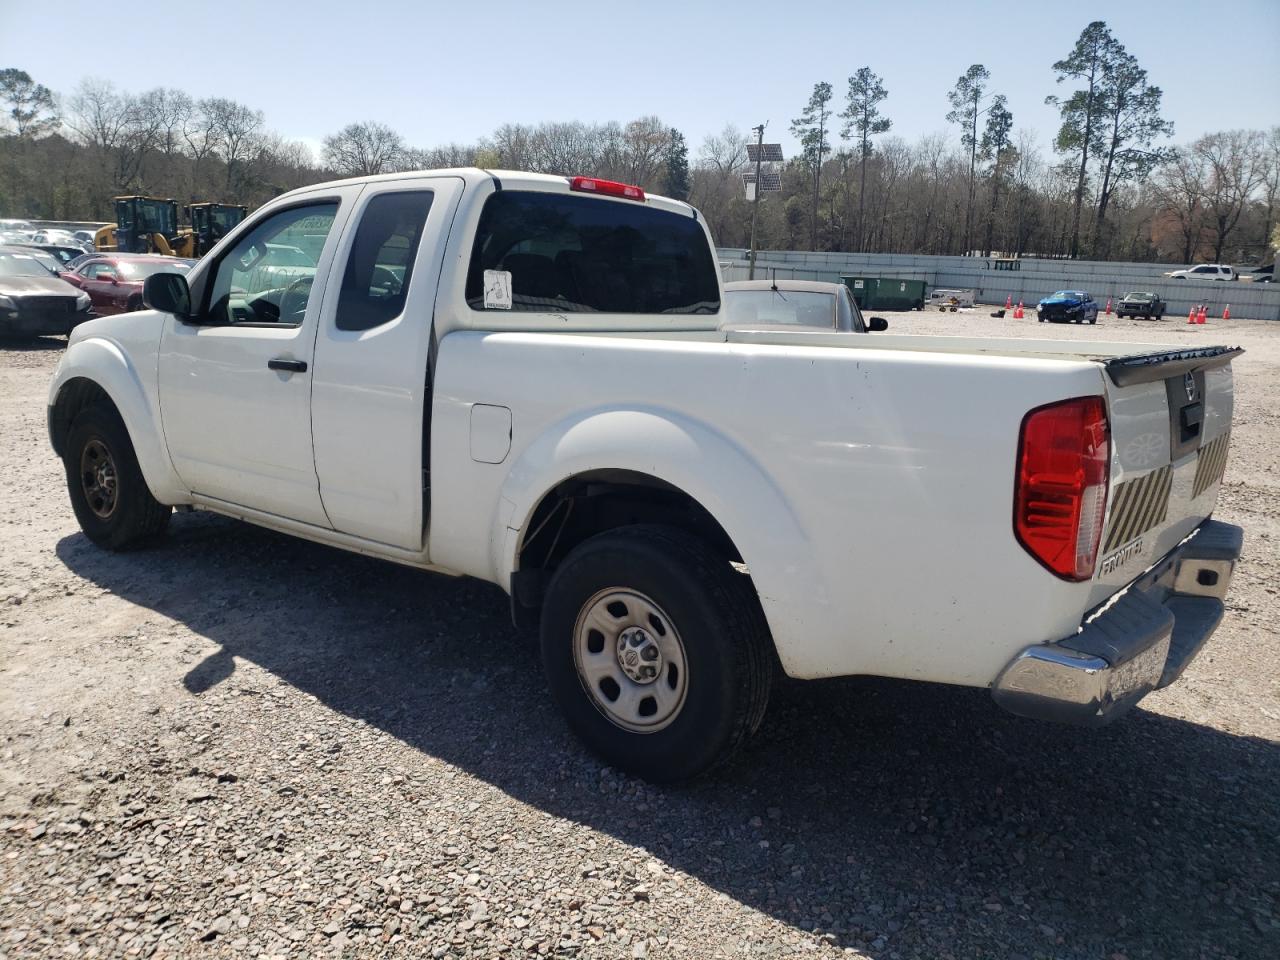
64,405 -> 170,550
540,525 -> 772,782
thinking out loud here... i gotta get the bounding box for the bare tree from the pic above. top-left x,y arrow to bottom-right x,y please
1195,130 -> 1268,262
1151,148 -> 1208,263
138,88 -> 192,159
203,98 -> 264,191
321,120 -> 405,176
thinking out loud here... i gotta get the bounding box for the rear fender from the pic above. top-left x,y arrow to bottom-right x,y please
497,407 -> 827,677
50,336 -> 189,505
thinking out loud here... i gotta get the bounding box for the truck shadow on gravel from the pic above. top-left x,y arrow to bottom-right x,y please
57,514 -> 1279,959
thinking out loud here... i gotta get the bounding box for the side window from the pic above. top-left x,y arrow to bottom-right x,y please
204,202 -> 338,325
465,191 -> 719,315
84,262 -> 112,279
336,191 -> 433,332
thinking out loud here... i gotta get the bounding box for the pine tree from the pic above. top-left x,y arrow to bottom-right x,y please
662,128 -> 689,201
0,68 -> 59,138
839,68 -> 890,252
1046,21 -> 1118,258
979,96 -> 1015,256
790,82 -> 833,249
946,64 -> 990,255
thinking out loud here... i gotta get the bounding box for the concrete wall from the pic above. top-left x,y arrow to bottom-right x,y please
718,249 -> 1280,320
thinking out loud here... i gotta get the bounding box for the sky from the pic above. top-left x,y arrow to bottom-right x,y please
1,0 -> 1277,164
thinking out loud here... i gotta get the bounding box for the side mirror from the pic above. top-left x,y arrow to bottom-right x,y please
107,272 -> 119,285
868,317 -> 889,332
143,272 -> 192,318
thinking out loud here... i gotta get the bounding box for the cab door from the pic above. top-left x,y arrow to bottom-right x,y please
310,176 -> 464,550
157,186 -> 361,526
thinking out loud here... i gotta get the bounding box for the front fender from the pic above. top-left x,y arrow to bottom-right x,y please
50,331 -> 189,505
496,406 -> 828,677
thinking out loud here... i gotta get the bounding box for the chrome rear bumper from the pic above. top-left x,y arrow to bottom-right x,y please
992,519 -> 1242,726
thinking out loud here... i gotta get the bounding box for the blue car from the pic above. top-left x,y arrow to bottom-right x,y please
1037,290 -> 1099,324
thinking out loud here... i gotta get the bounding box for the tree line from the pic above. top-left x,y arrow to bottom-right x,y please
1,20 -> 1276,265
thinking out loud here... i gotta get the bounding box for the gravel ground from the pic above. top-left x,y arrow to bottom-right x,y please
1,313 -> 1278,960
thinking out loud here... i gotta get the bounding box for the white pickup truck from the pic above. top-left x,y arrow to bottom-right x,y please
48,169 -> 1243,780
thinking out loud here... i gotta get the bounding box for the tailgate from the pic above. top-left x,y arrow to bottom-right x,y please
1091,347 -> 1240,605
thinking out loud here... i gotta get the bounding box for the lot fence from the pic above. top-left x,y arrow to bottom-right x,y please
718,249 -> 1280,320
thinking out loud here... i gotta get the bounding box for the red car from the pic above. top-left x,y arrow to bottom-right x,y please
61,254 -> 195,316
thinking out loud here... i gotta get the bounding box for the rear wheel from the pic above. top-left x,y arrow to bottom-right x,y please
540,525 -> 772,782
64,405 -> 170,550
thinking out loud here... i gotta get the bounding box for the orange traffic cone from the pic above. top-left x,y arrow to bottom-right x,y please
1105,297 -> 1112,316
1198,305 -> 1208,324
1005,294 -> 1012,310
1014,300 -> 1024,319
1188,304 -> 1198,324
1222,303 -> 1230,320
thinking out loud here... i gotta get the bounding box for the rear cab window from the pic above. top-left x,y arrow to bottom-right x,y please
723,290 -> 836,328
465,191 -> 719,316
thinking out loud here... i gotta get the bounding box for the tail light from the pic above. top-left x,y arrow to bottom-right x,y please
1014,396 -> 1110,581
568,176 -> 645,202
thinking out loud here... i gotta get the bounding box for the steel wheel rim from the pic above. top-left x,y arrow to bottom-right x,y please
79,437 -> 118,520
572,588 -> 689,734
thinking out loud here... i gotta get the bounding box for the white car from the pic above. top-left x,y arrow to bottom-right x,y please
1165,264 -> 1237,280
48,169 -> 1244,780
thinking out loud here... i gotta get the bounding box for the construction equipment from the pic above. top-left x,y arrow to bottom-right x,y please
186,202 -> 247,256
95,197 -> 247,257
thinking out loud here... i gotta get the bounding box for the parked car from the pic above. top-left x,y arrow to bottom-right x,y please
721,279 -> 887,332
61,254 -> 195,316
1165,264 -> 1237,281
1037,290 -> 1099,324
0,244 -> 68,279
0,248 -> 93,338
49,169 -> 1243,781
1116,291 -> 1167,320
0,218 -> 34,234
11,241 -> 88,268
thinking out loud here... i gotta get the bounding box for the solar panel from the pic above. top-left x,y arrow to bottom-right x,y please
747,143 -> 785,162
741,172 -> 782,191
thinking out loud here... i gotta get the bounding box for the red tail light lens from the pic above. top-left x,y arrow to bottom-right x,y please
1014,396 -> 1110,581
568,176 -> 646,202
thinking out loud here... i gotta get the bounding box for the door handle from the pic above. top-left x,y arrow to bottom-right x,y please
268,358 -> 308,373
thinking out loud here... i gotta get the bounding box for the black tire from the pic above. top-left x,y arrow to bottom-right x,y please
64,404 -> 170,550
540,525 -> 772,782
1089,315 -> 1097,324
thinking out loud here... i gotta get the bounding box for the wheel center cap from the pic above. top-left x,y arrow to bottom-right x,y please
617,627 -> 662,684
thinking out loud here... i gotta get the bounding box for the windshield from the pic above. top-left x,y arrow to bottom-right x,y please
0,251 -> 54,278
1049,290 -> 1084,299
1127,292 -> 1155,299
723,289 -> 836,328
116,259 -> 192,279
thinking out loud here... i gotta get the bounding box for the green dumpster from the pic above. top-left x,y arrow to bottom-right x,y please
840,276 -> 928,311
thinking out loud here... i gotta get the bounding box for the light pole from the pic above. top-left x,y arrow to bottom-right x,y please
748,123 -> 765,281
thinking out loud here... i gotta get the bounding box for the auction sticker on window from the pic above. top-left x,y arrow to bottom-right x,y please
483,270 -> 512,309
